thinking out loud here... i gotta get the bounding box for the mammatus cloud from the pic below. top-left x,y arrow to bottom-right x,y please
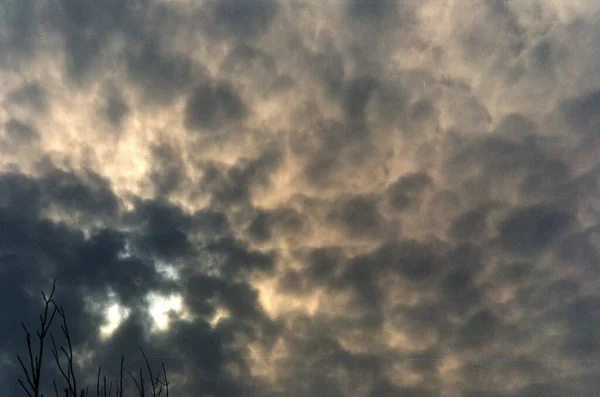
1,0 -> 600,396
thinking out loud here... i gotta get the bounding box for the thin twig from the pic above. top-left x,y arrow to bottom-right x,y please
127,371 -> 142,397
139,348 -> 156,397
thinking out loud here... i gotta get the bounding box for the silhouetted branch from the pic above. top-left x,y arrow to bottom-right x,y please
17,280 -> 58,397
18,279 -> 172,397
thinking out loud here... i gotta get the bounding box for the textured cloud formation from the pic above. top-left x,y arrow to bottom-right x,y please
1,1 -> 600,396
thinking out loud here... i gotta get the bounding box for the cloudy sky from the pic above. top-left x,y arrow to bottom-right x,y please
1,0 -> 600,396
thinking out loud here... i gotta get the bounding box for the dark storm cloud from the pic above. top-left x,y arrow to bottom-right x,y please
247,206 -> 303,242
448,204 -> 498,242
185,81 -> 247,132
0,181 -> 163,384
0,168 -> 278,396
200,149 -> 283,208
124,199 -> 229,260
342,76 -> 379,121
211,0 -> 279,39
46,0 -> 141,81
0,172 -> 42,217
369,381 -> 431,397
296,120 -> 378,188
40,168 -> 120,219
0,171 -> 163,305
554,225 -> 600,276
386,172 -> 432,211
452,309 -> 499,350
409,99 -> 435,123
346,0 -> 394,22
371,239 -> 443,282
530,38 -> 556,75
497,205 -> 573,255
447,132 -> 576,210
0,167 -> 119,222
558,89 -> 600,138
103,86 -> 129,128
148,144 -> 187,198
205,237 -> 276,276
327,195 -> 385,239
335,254 -> 385,311
126,42 -> 205,105
562,296 -> 600,357
494,113 -> 538,140
293,246 -> 345,287
2,0 -> 600,395
440,262 -> 483,316
0,0 -> 38,66
311,50 -> 346,97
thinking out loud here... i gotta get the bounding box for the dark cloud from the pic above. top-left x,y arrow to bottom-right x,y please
104,87 -> 129,128
494,113 -> 538,141
126,42 -> 204,104
386,172 -> 432,211
312,50 -> 346,97
185,81 -> 247,131
372,239 -> 443,281
369,380 -> 431,397
441,265 -> 482,315
510,382 -> 569,397
3,118 -> 39,146
4,81 -> 47,112
346,0 -> 399,24
148,144 -> 187,198
448,205 -> 494,242
327,195 -> 385,239
211,0 -> 279,39
530,39 -> 555,75
44,169 -> 118,214
47,0 -> 140,81
247,206 -> 303,242
296,120 -> 378,188
563,296 -> 600,357
201,149 -> 282,207
205,236 -> 276,276
0,0 -> 38,66
498,205 -> 573,255
453,309 -> 499,350
342,76 -> 379,120
2,0 -> 600,395
125,199 -> 199,259
410,99 -> 435,122
559,89 -> 600,134
297,246 -> 345,287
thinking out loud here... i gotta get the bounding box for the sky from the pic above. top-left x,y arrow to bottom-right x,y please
1,0 -> 600,396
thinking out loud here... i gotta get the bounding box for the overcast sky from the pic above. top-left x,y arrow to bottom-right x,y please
1,0 -> 600,396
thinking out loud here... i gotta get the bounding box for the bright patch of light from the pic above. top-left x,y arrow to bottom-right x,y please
117,239 -> 133,260
100,303 -> 131,340
154,259 -> 181,280
147,292 -> 192,332
209,306 -> 230,328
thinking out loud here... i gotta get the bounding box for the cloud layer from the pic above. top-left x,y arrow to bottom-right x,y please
1,1 -> 600,396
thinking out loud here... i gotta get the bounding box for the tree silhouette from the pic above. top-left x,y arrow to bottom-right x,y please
17,279 -> 170,397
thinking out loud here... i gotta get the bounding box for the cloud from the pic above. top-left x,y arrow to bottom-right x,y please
185,81 -> 247,132
2,0 -> 600,396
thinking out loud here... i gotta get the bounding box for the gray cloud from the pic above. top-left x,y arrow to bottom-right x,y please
2,0 -> 600,396
185,81 -> 247,132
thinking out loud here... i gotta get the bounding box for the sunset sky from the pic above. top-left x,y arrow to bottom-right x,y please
1,0 -> 600,396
